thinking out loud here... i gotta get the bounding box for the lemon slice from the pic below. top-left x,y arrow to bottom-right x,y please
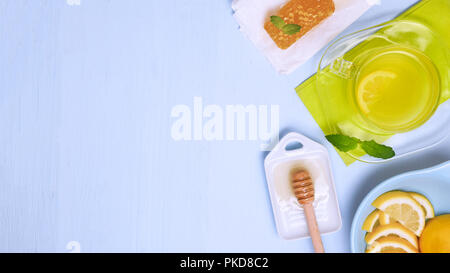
379,211 -> 391,225
409,192 -> 434,219
356,70 -> 397,114
366,235 -> 418,253
362,209 -> 391,232
362,210 -> 380,232
365,222 -> 418,249
372,191 -> 426,236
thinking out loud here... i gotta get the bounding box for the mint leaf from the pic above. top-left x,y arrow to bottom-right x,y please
325,134 -> 359,152
326,134 -> 395,159
270,16 -> 301,35
361,140 -> 395,159
270,16 -> 286,29
282,24 -> 301,35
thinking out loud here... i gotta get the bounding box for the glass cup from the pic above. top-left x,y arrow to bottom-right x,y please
316,20 -> 450,163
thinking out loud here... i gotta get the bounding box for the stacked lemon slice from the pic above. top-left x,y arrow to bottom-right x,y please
362,190 -> 434,253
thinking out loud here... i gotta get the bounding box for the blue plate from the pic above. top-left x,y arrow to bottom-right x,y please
350,161 -> 450,253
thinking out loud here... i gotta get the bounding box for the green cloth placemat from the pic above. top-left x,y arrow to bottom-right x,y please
296,0 -> 450,165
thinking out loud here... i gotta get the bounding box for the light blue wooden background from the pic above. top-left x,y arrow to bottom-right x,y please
1,0 -> 448,253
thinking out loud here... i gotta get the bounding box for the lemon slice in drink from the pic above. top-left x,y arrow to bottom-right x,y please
409,192 -> 434,219
362,209 -> 391,232
366,235 -> 418,253
356,70 -> 397,114
372,191 -> 426,236
365,223 -> 418,249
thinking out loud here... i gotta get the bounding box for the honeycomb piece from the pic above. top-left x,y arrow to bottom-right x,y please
264,0 -> 335,50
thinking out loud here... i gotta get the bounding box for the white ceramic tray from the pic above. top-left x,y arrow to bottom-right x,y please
264,132 -> 342,240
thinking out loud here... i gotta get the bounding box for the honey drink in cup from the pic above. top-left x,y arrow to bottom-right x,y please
349,46 -> 441,134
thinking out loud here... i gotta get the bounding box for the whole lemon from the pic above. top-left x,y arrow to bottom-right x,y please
420,214 -> 450,253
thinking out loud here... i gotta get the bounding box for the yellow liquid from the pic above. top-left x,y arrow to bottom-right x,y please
353,47 -> 440,133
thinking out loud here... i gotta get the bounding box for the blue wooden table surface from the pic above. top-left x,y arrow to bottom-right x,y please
0,0 -> 448,252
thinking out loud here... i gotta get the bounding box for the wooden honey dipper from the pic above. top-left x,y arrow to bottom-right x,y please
291,170 -> 325,253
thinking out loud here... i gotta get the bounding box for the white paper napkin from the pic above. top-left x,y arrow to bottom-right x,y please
232,0 -> 380,74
